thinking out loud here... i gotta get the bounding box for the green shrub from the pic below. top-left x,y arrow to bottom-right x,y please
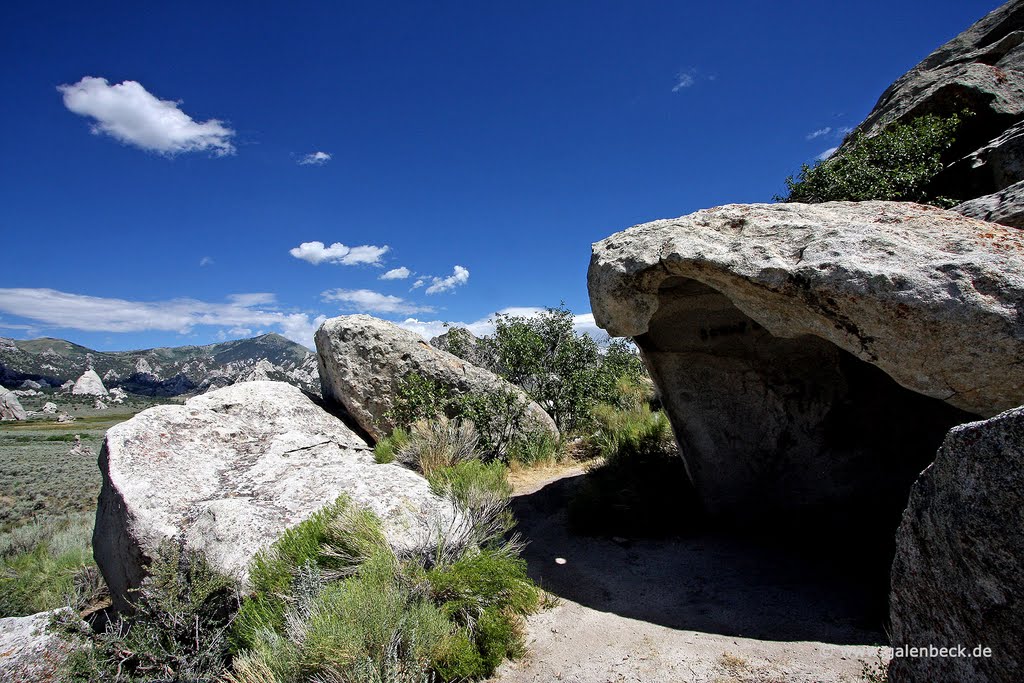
427,460 -> 515,551
506,429 -> 561,466
227,468 -> 538,682
234,496 -> 388,651
386,373 -> 451,430
397,417 -> 479,475
778,112 -> 967,205
452,388 -> 526,460
374,427 -> 409,464
62,541 -> 239,682
0,512 -> 96,617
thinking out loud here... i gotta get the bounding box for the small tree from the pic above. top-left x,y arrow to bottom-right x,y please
777,112 -> 967,206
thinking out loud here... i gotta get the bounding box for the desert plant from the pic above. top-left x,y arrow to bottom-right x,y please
61,541 -> 240,682
386,373 -> 451,430
427,460 -> 516,552
506,429 -> 561,466
227,467 -> 537,682
451,388 -> 526,460
0,511 -> 95,617
374,427 -> 409,464
397,417 -> 480,475
778,112 -> 968,205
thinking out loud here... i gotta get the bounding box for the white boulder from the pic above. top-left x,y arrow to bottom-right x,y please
93,381 -> 462,612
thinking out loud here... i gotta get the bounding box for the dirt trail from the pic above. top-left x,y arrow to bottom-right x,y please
494,471 -> 891,682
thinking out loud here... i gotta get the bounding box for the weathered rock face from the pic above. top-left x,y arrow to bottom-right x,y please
588,202 -> 1023,521
315,315 -> 558,442
890,407 -> 1024,683
841,0 -> 1024,224
94,380 -> 462,613
954,178 -> 1024,228
72,369 -> 107,396
41,402 -> 57,414
0,609 -> 87,682
0,387 -> 27,420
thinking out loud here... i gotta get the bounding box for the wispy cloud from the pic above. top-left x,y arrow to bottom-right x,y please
299,151 -> 331,166
0,288 -> 325,347
424,266 -> 470,295
806,127 -> 832,140
199,256 -> 215,267
671,68 -> 697,92
816,146 -> 839,161
380,266 -> 411,280
321,288 -> 434,315
58,77 -> 235,155
289,241 -> 390,266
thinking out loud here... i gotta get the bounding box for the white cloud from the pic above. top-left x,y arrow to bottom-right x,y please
397,307 -> 608,342
817,146 -> 839,161
289,241 -> 389,266
838,126 -> 854,135
672,69 -> 696,92
58,76 -> 235,155
380,266 -> 411,280
299,151 -> 331,165
321,288 -> 434,315
227,292 -> 276,306
227,326 -> 252,336
424,265 -> 470,295
0,288 -> 324,348
411,277 -> 427,290
806,127 -> 832,140
199,256 -> 214,267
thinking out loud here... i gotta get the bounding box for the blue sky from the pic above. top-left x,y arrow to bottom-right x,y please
0,0 -> 1002,350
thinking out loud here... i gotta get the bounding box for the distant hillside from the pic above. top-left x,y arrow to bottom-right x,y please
0,333 -> 319,396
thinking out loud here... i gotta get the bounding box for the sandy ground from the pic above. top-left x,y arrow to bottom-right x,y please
494,469 -> 891,683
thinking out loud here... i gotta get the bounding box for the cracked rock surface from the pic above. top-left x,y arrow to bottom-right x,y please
93,380 -> 461,612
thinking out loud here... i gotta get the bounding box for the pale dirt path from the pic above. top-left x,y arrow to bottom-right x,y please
493,468 -> 891,683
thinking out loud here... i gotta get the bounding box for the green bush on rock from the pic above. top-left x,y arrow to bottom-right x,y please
778,112 -> 968,206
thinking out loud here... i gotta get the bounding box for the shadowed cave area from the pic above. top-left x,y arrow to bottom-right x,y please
513,276 -> 978,643
635,276 -> 977,533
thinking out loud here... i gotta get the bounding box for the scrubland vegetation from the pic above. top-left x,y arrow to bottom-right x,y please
10,306 -> 696,681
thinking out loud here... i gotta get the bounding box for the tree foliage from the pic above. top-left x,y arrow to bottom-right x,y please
476,306 -> 646,433
778,112 -> 967,206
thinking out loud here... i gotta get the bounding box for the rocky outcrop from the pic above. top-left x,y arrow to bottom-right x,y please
954,178 -> 1024,228
0,387 -> 27,420
72,370 -> 107,396
94,380 -> 461,613
890,407 -> 1024,683
315,315 -> 559,442
840,0 -> 1024,223
18,380 -> 41,390
41,402 -> 57,414
0,609 -> 87,682
588,202 -> 1023,521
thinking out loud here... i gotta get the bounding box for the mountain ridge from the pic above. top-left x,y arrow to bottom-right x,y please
0,333 -> 318,396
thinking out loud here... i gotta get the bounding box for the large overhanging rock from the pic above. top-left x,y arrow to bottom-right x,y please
588,202 -> 1023,521
836,1 -> 1024,211
0,386 -> 27,420
315,315 -> 559,442
890,407 -> 1024,683
94,380 -> 462,613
